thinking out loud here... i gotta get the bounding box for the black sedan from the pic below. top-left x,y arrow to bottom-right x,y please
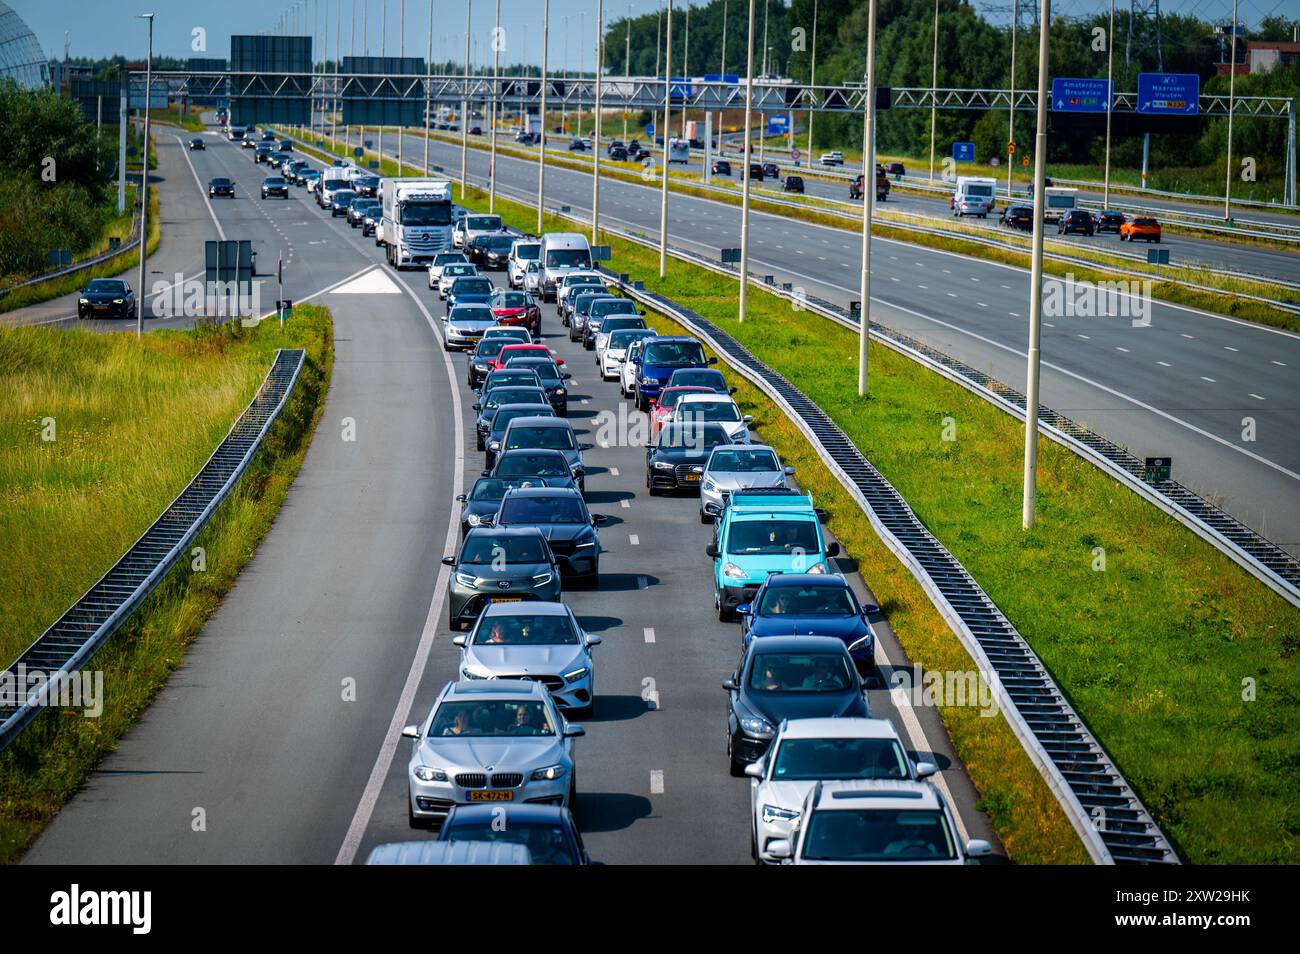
503,357 -> 571,416
724,635 -> 869,775
1001,204 -> 1034,231
1096,210 -> 1126,233
436,804 -> 593,865
1058,209 -> 1096,236
261,176 -> 290,199
188,137 -> 205,150
747,163 -> 764,181
761,162 -> 780,179
484,402 -> 555,468
456,476 -> 570,539
347,198 -> 379,227
712,159 -> 731,176
329,189 -> 357,217
782,175 -> 805,194
77,278 -> 135,320
492,486 -> 606,583
608,145 -> 628,161
473,384 -> 549,446
646,421 -> 732,494
208,177 -> 235,198
492,448 -> 578,485
470,233 -> 517,269
568,138 -> 587,152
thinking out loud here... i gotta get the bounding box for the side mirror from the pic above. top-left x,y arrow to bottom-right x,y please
401,723 -> 420,739
562,372 -> 573,380
563,724 -> 586,738
965,839 -> 993,859
452,635 -> 466,647
592,514 -> 608,526
706,544 -> 720,559
441,555 -> 456,566
767,839 -> 792,860
825,542 -> 841,558
744,761 -> 765,779
862,603 -> 879,616
586,634 -> 603,647
914,761 -> 937,780
784,466 -> 795,476
579,442 -> 594,450
722,677 -> 737,691
707,356 -> 718,365
455,493 -> 467,502
729,387 -> 738,394
742,415 -> 754,424
736,604 -> 753,616
639,310 -> 647,316
481,469 -> 491,477
472,403 -> 481,410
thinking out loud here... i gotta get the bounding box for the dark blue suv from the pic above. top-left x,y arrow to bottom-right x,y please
631,336 -> 716,412
738,573 -> 878,675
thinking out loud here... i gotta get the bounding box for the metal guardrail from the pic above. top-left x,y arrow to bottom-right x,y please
601,268 -> 1178,864
0,348 -> 306,752
0,221 -> 142,300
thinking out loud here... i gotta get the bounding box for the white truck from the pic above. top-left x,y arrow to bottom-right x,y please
538,233 -> 593,302
1042,187 -> 1079,224
378,178 -> 455,268
952,176 -> 998,218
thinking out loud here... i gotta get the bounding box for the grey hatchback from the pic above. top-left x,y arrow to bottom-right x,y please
443,527 -> 562,630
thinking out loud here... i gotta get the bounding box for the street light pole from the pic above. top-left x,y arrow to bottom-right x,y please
758,0 -> 768,165
658,0 -> 673,278
537,0 -> 550,234
424,0 -> 432,172
397,0 -> 405,172
1102,0 -> 1114,208
1007,0 -> 1016,197
378,0 -> 386,171
624,4 -> 632,141
136,12 -> 154,339
489,0 -> 501,210
737,0 -> 756,324
680,1 -> 689,138
857,0 -> 877,396
807,0 -> 818,168
461,0 -> 472,199
593,0 -> 604,244
1022,0 -> 1051,530
928,0 -> 938,182
1223,0 -> 1238,221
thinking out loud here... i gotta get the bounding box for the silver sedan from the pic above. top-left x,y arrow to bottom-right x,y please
699,444 -> 794,522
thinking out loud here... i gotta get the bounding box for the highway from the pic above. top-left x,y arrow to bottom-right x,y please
366,127 -> 1298,559
19,126 -> 1000,865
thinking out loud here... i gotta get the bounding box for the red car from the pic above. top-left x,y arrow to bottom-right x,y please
650,385 -> 715,431
489,288 -> 541,336
489,342 -> 565,374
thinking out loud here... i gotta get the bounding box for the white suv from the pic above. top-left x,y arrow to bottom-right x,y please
508,239 -> 541,288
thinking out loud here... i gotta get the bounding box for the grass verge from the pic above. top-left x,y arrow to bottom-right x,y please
0,306 -> 334,864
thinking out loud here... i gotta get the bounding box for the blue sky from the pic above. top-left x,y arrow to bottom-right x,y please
14,0 -> 1289,70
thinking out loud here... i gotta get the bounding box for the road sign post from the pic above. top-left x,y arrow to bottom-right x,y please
952,142 -> 975,162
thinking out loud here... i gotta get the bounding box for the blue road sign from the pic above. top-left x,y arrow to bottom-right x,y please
1051,77 -> 1111,113
767,115 -> 790,135
952,142 -> 975,162
702,73 -> 741,84
645,122 -> 654,137
1137,72 -> 1200,115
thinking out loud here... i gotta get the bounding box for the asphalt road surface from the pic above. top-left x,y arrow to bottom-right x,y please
20,128 -> 999,865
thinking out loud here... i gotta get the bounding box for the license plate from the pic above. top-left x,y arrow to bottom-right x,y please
682,473 -> 701,483
489,596 -> 522,603
468,790 -> 514,801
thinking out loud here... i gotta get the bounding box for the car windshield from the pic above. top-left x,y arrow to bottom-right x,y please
484,388 -> 546,410
490,407 -> 547,433
564,276 -> 603,289
492,291 -> 531,308
402,202 -> 452,226
333,190 -> 355,202
483,235 -> 515,250
453,278 -> 493,295
445,265 -> 476,277
658,388 -> 710,409
472,613 -> 579,646
450,307 -> 494,324
460,533 -> 550,564
677,400 -> 741,423
643,341 -> 706,367
435,253 -> 467,265
85,280 -> 126,293
748,652 -> 854,693
506,426 -> 575,452
772,737 -> 909,781
467,215 -> 502,230
1134,218 -> 1158,226
728,519 -> 819,556
496,451 -> 571,477
801,809 -> 957,862
468,479 -> 516,501
440,819 -> 576,865
510,360 -> 560,383
499,495 -> 587,525
608,330 -> 653,350
658,424 -> 729,450
428,700 -> 556,737
759,584 -> 858,616
671,369 -> 726,389
514,244 -> 540,260
265,177 -> 285,185
211,178 -> 232,186
484,371 -> 541,390
547,249 -> 592,268
591,300 -> 638,318
710,449 -> 779,473
475,339 -> 512,358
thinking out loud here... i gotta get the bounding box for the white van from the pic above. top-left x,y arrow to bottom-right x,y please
538,233 -> 593,302
952,176 -> 997,218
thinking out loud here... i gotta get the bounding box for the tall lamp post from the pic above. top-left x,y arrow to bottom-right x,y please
136,12 -> 154,338
658,0 -> 673,277
460,0 -> 472,199
489,0 -> 501,210
928,0 -> 938,182
1223,0 -> 1239,221
737,0 -> 756,324
1022,0 -> 1051,530
857,0 -> 877,395
536,0 -> 550,234
592,0 -> 605,243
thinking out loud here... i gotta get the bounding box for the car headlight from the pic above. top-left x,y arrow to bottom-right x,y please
740,716 -> 774,736
488,440 -> 500,451
703,478 -> 718,492
570,463 -> 584,476
563,667 -> 589,683
848,633 -> 875,654
762,804 -> 800,825
79,297 -> 89,304
530,763 -> 567,781
112,298 -> 124,304
574,538 -> 597,549
722,562 -> 746,580
454,572 -> 477,587
653,460 -> 673,471
414,765 -> 447,782
460,666 -> 492,680
532,572 -> 553,587
640,376 -> 658,386
554,387 -> 566,396
466,513 -> 483,527
806,562 -> 829,575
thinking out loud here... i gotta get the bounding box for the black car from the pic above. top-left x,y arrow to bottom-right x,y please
492,448 -> 577,485
1096,210 -> 1126,233
437,804 -> 592,865
348,198 -> 380,228
77,278 -> 135,320
886,161 -> 906,178
782,175 -> 805,194
493,486 -> 606,582
665,367 -> 733,394
724,635 -> 869,775
1001,204 -> 1034,231
747,163 -> 764,181
261,176 -> 289,199
285,161 -> 310,184
468,337 -> 541,390
503,357 -> 571,416
477,366 -> 545,397
470,233 -> 516,269
329,189 -> 357,217
608,145 -> 628,161
188,137 -> 205,150
568,138 -> 586,152
646,421 -> 733,494
469,125 -> 483,135
761,162 -> 780,179
474,383 -> 548,445
484,402 -> 555,468
456,476 -> 570,539
1058,209 -> 1096,236
712,159 -> 731,176
276,139 -> 293,151
567,292 -> 616,340
254,145 -> 273,163
261,130 -> 276,141
208,177 -> 235,197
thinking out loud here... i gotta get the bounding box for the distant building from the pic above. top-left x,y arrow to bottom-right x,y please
0,1 -> 49,89
1248,41 -> 1300,74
